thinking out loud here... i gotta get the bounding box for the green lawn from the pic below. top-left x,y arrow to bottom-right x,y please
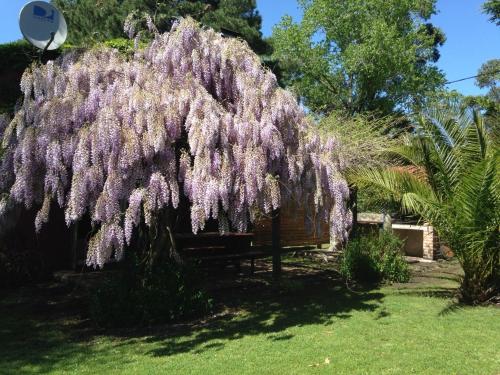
0,258 -> 499,375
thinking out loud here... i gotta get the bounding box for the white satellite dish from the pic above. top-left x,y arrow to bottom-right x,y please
19,1 -> 67,50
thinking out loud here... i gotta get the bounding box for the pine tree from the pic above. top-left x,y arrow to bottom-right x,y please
51,0 -> 270,54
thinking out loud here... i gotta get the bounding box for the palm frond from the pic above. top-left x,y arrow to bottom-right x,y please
353,167 -> 438,215
461,109 -> 490,163
357,102 -> 499,303
454,149 -> 499,227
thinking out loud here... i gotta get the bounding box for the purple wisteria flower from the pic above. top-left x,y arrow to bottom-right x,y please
0,18 -> 351,268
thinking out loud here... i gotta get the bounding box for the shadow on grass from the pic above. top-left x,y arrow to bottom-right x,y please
438,301 -> 466,316
413,274 -> 462,283
393,287 -> 458,299
144,275 -> 384,357
0,266 -> 384,370
0,284 -> 101,374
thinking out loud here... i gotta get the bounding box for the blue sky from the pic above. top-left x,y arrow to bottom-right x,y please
1,0 -> 498,96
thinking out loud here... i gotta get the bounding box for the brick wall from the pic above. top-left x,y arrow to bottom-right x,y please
253,205 -> 329,247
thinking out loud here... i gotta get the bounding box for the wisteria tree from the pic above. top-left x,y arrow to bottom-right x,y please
0,18 -> 350,269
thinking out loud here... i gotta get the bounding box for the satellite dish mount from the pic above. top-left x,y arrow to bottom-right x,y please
19,1 -> 67,59
42,32 -> 55,54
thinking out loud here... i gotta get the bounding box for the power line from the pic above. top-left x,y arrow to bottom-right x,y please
445,69 -> 500,84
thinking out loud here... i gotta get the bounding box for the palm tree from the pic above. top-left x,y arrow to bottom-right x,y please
355,102 -> 499,304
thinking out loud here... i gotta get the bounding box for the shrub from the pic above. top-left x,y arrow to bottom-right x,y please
90,253 -> 212,327
339,238 -> 380,283
103,38 -> 142,55
339,231 -> 410,284
0,40 -> 61,114
0,242 -> 49,288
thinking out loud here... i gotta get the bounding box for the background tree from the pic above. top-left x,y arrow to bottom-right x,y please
317,111 -> 404,214
466,0 -> 500,138
271,0 -> 445,115
466,59 -> 500,136
0,41 -> 62,115
483,0 -> 500,25
51,0 -> 270,54
476,59 -> 500,101
470,2 -> 500,139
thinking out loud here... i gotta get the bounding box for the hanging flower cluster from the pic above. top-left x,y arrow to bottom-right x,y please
0,18 -> 351,268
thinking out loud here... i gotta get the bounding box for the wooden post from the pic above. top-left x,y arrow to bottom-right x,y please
348,184 -> 358,239
71,221 -> 78,270
272,208 -> 281,279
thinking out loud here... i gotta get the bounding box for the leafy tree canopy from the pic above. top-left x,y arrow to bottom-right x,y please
476,58 -> 500,102
271,0 -> 446,115
483,0 -> 500,25
51,0 -> 270,54
465,3 -> 500,135
0,41 -> 61,114
455,60 -> 500,139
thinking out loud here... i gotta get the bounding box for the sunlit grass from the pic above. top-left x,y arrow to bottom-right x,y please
0,259 -> 498,374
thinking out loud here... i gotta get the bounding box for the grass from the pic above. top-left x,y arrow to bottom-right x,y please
0,257 -> 499,374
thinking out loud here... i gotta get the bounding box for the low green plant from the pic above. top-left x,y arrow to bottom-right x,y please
339,231 -> 410,284
90,253 -> 212,327
0,247 -> 49,288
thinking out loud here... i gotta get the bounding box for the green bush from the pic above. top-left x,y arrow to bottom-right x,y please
0,247 -> 48,288
0,38 -> 135,115
90,253 -> 212,327
0,40 -> 61,114
339,231 -> 410,284
102,38 -> 143,56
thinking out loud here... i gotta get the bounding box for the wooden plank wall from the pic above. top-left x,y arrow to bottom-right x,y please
252,205 -> 330,246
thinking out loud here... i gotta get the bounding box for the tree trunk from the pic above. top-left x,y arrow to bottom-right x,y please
348,184 -> 358,239
272,208 -> 281,279
71,221 -> 79,270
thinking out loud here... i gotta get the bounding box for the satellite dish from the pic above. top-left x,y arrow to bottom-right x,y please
19,1 -> 67,50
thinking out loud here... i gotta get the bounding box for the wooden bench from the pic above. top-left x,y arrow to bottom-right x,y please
174,232 -> 258,273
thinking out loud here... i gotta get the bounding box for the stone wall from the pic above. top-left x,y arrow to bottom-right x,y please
392,223 -> 440,260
